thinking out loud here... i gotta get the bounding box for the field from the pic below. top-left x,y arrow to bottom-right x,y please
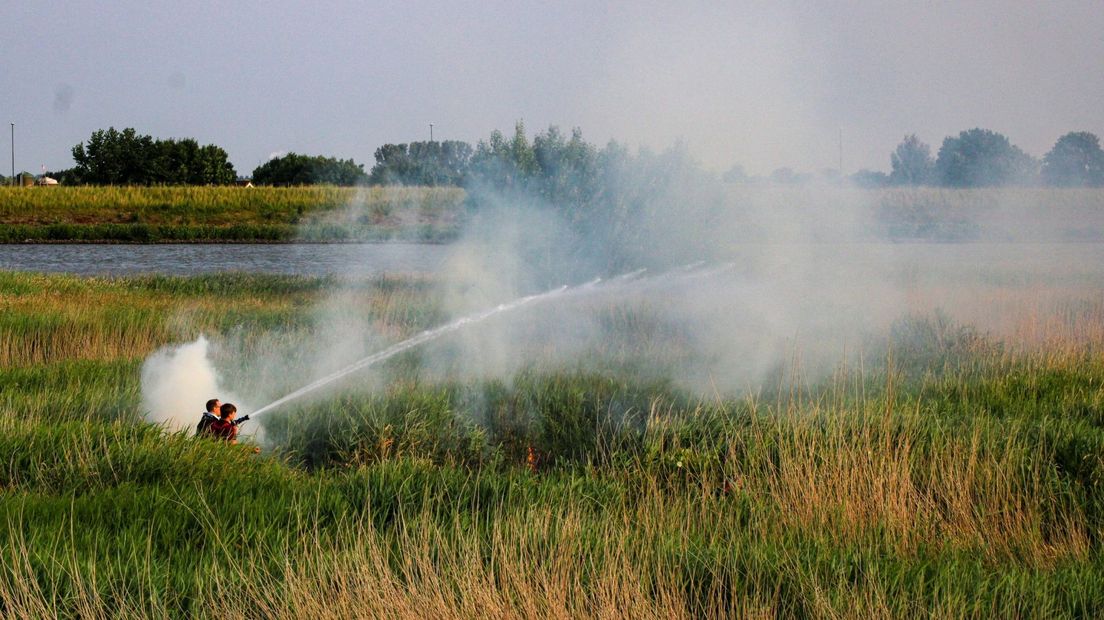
0,186 -> 466,242
1,264 -> 1103,618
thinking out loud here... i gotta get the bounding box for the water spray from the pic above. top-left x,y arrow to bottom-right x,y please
248,284 -> 569,417
247,264 -> 721,419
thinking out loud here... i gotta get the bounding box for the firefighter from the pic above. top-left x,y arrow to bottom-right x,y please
195,398 -> 221,437
209,402 -> 241,443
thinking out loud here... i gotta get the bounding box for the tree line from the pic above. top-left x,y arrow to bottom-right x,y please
57,128 -> 236,185
366,127 -> 1104,189
31,125 -> 1104,189
854,129 -> 1104,188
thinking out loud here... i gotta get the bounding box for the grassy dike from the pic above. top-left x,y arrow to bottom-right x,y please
0,186 -> 466,242
0,272 -> 1102,617
2,185 -> 1103,243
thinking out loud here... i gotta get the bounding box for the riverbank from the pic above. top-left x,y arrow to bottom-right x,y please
3,186 -> 1104,243
0,186 -> 465,242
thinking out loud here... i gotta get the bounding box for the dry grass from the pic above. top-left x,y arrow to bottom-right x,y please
745,406 -> 1090,563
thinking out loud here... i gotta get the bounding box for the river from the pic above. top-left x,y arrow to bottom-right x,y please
0,243 -> 451,276
3,243 -> 1104,288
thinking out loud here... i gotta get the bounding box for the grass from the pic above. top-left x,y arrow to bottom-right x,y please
0,186 -> 466,242
2,185 -> 1102,243
0,270 -> 1102,617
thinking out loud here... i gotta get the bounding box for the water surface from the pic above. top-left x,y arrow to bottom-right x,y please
3,243 -> 1104,287
0,243 -> 450,277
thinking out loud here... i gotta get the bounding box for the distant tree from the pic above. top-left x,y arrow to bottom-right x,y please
72,128 -> 149,184
935,128 -> 1038,187
70,127 -> 235,185
251,153 -> 367,186
889,134 -> 935,185
369,140 -> 472,185
530,126 -> 599,206
193,144 -> 237,185
1042,131 -> 1104,187
369,144 -> 416,185
412,140 -> 473,185
456,123 -> 734,272
469,121 -> 539,191
722,164 -> 748,183
851,169 -> 890,188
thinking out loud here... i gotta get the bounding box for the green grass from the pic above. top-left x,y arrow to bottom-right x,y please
0,271 -> 1102,618
0,186 -> 465,242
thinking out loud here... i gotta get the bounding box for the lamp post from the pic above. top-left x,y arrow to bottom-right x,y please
429,123 -> 434,142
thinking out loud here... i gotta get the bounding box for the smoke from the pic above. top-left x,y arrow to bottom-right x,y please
140,336 -> 251,434
401,157 -> 893,395
138,140 -> 1104,434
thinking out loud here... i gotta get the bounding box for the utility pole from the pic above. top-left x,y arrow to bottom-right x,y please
9,123 -> 14,186
429,123 -> 434,142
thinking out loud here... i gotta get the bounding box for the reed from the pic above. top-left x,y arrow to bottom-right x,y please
0,270 -> 1101,617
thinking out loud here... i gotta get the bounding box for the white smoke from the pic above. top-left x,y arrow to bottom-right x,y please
140,336 -> 250,433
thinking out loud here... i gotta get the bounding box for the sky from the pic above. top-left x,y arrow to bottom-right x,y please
2,0 -> 1102,177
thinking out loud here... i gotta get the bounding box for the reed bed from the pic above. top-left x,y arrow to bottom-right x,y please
0,271 -> 1102,617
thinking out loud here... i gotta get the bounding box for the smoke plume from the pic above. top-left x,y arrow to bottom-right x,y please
139,142 -> 1104,430
140,336 -> 250,433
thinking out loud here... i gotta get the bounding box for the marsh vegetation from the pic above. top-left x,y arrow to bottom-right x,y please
1,266 -> 1102,618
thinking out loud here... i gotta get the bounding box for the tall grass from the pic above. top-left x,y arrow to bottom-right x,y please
0,186 -> 465,242
0,271 -> 1102,617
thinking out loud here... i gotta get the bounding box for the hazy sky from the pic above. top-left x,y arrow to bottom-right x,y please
3,1 -> 1102,177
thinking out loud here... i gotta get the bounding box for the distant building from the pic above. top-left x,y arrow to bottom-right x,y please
35,176 -> 59,186
236,177 -> 254,188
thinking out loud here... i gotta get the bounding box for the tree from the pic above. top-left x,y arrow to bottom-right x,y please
70,128 -> 236,185
530,126 -> 599,207
469,121 -> 539,191
369,140 -> 473,186
456,123 -> 733,273
934,128 -> 1038,187
1041,131 -> 1104,187
251,153 -> 367,186
889,134 -> 934,185
368,144 -> 415,185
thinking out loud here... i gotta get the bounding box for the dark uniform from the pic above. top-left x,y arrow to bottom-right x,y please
196,411 -> 219,437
